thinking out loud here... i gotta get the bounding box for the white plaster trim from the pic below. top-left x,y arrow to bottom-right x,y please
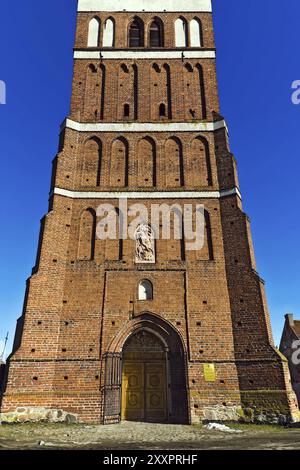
63,118 -> 226,133
53,187 -> 241,200
77,0 -> 212,13
74,50 -> 216,60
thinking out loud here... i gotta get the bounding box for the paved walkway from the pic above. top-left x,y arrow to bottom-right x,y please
1,421 -> 300,450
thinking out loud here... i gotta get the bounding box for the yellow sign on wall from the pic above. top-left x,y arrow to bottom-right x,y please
204,364 -> 216,382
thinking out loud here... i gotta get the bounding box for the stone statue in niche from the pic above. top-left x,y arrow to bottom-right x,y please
135,224 -> 155,263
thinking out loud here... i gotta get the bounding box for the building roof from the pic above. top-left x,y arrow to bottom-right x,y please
293,321 -> 300,337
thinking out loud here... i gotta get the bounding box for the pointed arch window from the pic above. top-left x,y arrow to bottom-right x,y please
165,137 -> 184,188
110,137 -> 129,187
129,18 -> 144,47
88,17 -> 100,47
78,209 -> 97,261
137,138 -> 156,187
103,18 -> 115,47
81,137 -> 102,187
149,20 -> 164,47
190,18 -> 203,47
175,17 -> 188,48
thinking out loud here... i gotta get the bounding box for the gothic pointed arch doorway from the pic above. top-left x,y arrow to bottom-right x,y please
102,313 -> 189,425
121,329 -> 168,423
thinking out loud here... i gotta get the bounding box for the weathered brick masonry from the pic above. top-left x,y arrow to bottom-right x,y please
1,0 -> 299,424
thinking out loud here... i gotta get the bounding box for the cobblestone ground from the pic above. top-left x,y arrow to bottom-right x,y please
1,422 -> 300,450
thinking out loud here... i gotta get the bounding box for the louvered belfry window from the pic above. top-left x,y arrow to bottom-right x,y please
129,20 -> 144,47
150,21 -> 162,47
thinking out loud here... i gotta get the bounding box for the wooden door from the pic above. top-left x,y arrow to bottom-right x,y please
122,361 -> 167,422
145,363 -> 167,422
121,363 -> 145,421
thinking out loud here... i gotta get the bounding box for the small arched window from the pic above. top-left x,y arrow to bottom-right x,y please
190,18 -> 203,47
88,17 -> 101,47
175,17 -> 188,48
138,280 -> 153,301
129,18 -> 144,47
103,18 -> 115,47
159,103 -> 167,118
124,104 -> 130,117
149,20 -> 163,47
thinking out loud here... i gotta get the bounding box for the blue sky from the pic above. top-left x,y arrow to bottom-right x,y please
0,0 -> 299,358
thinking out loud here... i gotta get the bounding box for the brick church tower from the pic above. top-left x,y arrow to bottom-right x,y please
1,0 -> 299,424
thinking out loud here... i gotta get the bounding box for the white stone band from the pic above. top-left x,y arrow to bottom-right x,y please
63,118 -> 226,133
77,0 -> 212,13
74,50 -> 216,60
53,187 -> 241,200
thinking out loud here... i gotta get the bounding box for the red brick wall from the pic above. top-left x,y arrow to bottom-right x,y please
70,59 -> 219,122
